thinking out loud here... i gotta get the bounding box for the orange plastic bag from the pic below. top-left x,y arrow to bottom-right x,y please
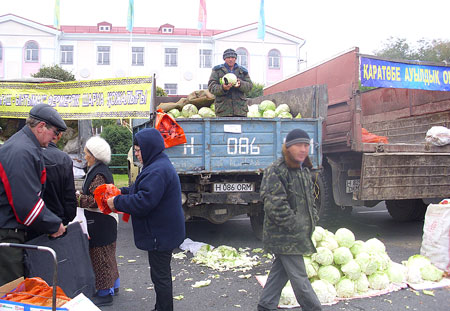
93,184 -> 130,222
155,108 -> 187,148
3,277 -> 71,307
362,128 -> 389,144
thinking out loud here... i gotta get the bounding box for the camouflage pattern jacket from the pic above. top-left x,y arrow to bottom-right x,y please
260,148 -> 318,255
208,63 -> 253,117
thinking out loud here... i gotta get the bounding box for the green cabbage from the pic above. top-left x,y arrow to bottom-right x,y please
368,271 -> 390,290
295,112 -> 302,118
312,226 -> 325,243
279,282 -> 297,306
259,100 -> 276,113
355,252 -> 378,275
365,238 -> 386,254
262,110 -> 276,118
210,103 -> 215,112
312,247 -> 334,266
275,104 -> 290,116
335,228 -> 356,248
198,107 -> 216,118
168,108 -> 181,118
318,265 -> 341,285
220,73 -> 237,85
318,230 -> 339,251
355,273 -> 369,293
278,112 -> 293,119
336,277 -> 355,298
247,104 -> 262,117
405,254 -> 432,283
350,240 -> 368,257
304,256 -> 319,278
311,279 -> 337,304
386,262 -> 407,283
333,247 -> 353,265
420,263 -> 444,282
340,259 -> 361,280
190,114 -> 202,118
182,104 -> 198,117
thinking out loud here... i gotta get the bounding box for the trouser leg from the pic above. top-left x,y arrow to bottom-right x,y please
0,229 -> 25,286
148,250 -> 173,311
257,255 -> 289,310
279,254 -> 322,311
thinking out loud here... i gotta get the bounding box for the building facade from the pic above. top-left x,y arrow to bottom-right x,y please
0,14 -> 305,95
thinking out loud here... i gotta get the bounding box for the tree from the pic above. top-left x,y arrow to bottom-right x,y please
101,124 -> 132,173
157,86 -> 168,96
375,37 -> 450,63
32,64 -> 76,82
246,83 -> 264,98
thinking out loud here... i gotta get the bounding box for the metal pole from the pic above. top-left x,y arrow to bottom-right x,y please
0,243 -> 58,311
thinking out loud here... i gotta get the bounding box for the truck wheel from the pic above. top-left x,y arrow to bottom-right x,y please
250,212 -> 264,241
386,199 -> 427,222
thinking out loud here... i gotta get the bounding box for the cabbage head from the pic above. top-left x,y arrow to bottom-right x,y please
312,226 -> 325,243
336,277 -> 355,298
355,252 -> 378,275
190,114 -> 202,118
259,100 -> 276,113
304,256 -> 319,278
372,252 -> 391,271
341,259 -> 361,280
275,104 -> 290,116
335,228 -> 355,248
368,271 -> 390,290
198,107 -> 216,118
387,262 -> 407,283
247,104 -> 261,117
210,103 -> 215,112
333,247 -> 353,265
365,238 -> 386,254
312,247 -> 334,266
405,254 -> 431,283
262,110 -> 276,118
355,273 -> 369,293
168,108 -> 181,118
318,265 -> 341,285
182,104 -> 198,117
295,112 -> 302,118
278,112 -> 293,119
420,263 -> 443,282
350,240 -> 368,257
220,73 -> 238,86
311,279 -> 337,304
279,282 -> 297,306
318,230 -> 339,251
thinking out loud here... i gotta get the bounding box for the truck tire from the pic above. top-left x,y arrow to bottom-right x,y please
386,199 -> 427,222
250,211 -> 264,241
314,169 -> 352,226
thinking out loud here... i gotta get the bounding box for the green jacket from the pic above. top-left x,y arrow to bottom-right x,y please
260,154 -> 318,255
208,63 -> 253,117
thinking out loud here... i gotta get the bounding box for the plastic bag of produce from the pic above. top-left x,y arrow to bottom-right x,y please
420,201 -> 450,273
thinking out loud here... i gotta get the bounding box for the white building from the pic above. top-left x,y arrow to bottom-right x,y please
0,14 -> 305,95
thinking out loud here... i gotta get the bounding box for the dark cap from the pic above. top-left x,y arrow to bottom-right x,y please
223,48 -> 237,60
285,129 -> 310,147
29,104 -> 67,131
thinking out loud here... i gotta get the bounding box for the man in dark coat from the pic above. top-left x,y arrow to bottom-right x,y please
107,128 -> 185,311
208,48 -> 253,117
0,104 -> 67,286
257,129 -> 322,311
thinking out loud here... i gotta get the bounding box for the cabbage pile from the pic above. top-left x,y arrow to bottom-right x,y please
280,227 -> 444,305
247,100 -> 296,119
167,103 -> 216,119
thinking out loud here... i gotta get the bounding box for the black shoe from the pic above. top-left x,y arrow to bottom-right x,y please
92,295 -> 113,307
114,288 -> 119,295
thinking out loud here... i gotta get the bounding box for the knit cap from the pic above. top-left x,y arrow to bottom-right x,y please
223,48 -> 237,60
285,129 -> 311,148
85,136 -> 111,164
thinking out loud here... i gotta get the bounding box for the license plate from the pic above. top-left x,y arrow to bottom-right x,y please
346,179 -> 360,193
213,183 -> 254,192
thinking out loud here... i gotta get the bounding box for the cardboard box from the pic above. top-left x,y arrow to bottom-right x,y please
0,278 -> 100,311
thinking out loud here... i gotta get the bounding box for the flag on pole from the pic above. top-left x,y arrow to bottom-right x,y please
197,0 -> 207,32
257,0 -> 265,40
127,0 -> 134,32
53,0 -> 60,30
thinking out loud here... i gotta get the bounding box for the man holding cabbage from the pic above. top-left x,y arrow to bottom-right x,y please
257,129 -> 322,311
208,48 -> 253,117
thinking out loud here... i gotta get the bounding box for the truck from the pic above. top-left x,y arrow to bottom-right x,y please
130,84 -> 328,238
253,47 -> 450,221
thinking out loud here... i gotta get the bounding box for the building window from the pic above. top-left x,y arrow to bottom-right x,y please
199,84 -> 208,90
60,45 -> 73,64
268,49 -> 280,69
97,46 -> 110,65
236,48 -> 248,68
164,83 -> 177,95
199,49 -> 212,68
99,25 -> 110,32
162,27 -> 173,33
25,41 -> 39,62
165,48 -> 177,67
132,47 -> 144,66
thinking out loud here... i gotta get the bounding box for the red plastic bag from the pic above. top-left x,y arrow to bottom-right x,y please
93,184 -> 130,222
362,128 -> 389,144
155,108 -> 187,148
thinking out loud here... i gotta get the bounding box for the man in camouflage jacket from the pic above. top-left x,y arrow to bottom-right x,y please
257,129 -> 322,311
208,48 -> 253,117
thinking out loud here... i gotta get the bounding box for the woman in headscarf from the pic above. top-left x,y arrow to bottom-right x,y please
77,136 -> 119,307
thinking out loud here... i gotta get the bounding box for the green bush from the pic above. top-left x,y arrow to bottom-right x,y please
101,124 -> 132,174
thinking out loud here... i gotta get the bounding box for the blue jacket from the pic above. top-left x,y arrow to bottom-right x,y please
114,128 -> 185,251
